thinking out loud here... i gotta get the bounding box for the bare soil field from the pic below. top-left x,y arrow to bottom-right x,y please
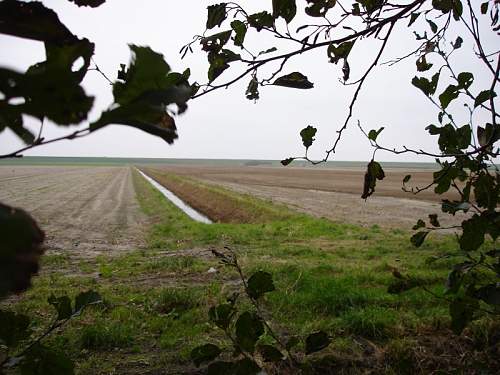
0,166 -> 146,257
146,164 -> 468,229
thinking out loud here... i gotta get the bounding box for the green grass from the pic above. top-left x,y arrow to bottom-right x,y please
2,168 -> 486,374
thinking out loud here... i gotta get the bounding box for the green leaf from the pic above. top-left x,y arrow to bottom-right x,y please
48,295 -> 73,321
305,0 -> 337,17
69,0 -> 105,7
74,290 -> 101,314
233,358 -> 261,375
444,266 -> 465,294
457,72 -> 473,89
452,0 -> 463,21
361,160 -> 385,199
481,2 -> 488,14
208,303 -> 234,329
273,72 -> 314,89
428,214 -> 440,227
281,158 -> 294,166
441,200 -> 470,215
477,123 -> 500,148
272,0 -> 297,23
475,284 -> 500,306
0,0 -> 78,44
207,3 -> 227,29
449,296 -> 478,335
368,127 -> 384,141
408,12 -> 420,26
412,72 -> 440,96
248,12 -> 274,31
387,279 -> 420,294
0,64 -> 94,128
453,36 -> 463,49
357,0 -> 384,13
231,20 -> 247,47
427,19 -> 438,33
285,336 -> 300,350
412,219 -> 426,230
0,203 -> 45,299
439,85 -> 460,109
208,55 -> 230,82
327,41 -> 355,64
201,30 -> 232,53
416,56 -> 433,72
305,331 -> 330,354
207,361 -> 234,375
459,215 -> 486,251
474,90 -> 497,108
113,45 -> 171,105
257,47 -> 278,56
235,312 -> 264,353
257,344 -> 284,362
474,172 -> 499,210
191,344 -> 222,367
92,104 -> 180,144
20,344 -> 74,375
91,45 -> 191,143
300,125 -> 317,148
247,271 -> 275,299
411,231 -> 429,247
0,310 -> 31,347
245,77 -> 259,101
432,0 -> 453,13
426,124 -> 471,153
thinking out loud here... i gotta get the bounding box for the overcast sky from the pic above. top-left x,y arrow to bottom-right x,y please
0,1 -> 497,161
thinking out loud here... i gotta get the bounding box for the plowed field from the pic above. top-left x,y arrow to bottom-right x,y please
0,166 -> 146,257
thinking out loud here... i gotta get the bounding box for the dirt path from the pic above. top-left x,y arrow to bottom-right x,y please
0,166 -> 146,257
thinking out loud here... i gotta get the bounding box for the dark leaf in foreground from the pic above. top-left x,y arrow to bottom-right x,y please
0,0 -> 77,44
235,312 -> 264,353
247,271 -> 275,299
258,344 -> 284,362
48,295 -> 73,321
0,203 -> 45,299
206,3 -> 227,29
274,72 -> 314,89
209,303 -> 234,329
300,125 -> 317,149
411,231 -> 429,247
361,160 -> 385,199
450,297 -> 478,335
20,344 -> 74,375
69,0 -> 105,7
191,344 -> 221,367
305,331 -> 330,354
273,0 -> 297,23
0,310 -> 31,346
74,290 -> 102,314
305,0 -> 336,17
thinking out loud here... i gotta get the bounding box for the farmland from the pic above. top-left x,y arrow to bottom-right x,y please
0,161 -> 497,374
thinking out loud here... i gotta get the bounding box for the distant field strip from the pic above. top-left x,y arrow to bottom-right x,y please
139,167 -> 292,224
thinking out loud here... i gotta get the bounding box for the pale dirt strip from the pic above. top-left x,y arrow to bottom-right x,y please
0,166 -> 146,257
197,180 -> 469,230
